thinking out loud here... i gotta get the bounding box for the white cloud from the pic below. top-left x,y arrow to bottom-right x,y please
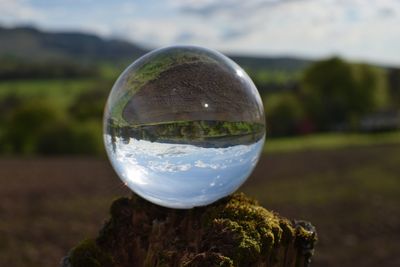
1,0 -> 400,65
108,15 -> 223,48
0,0 -> 42,24
194,160 -> 222,170
148,160 -> 192,172
166,0 -> 400,65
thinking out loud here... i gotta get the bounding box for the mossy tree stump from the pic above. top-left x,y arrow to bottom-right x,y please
61,193 -> 316,267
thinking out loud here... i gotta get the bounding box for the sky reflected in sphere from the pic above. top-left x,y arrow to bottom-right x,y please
104,45 -> 265,208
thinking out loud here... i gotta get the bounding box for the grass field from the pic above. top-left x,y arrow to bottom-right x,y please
0,79 -> 99,108
0,142 -> 399,267
266,131 -> 400,153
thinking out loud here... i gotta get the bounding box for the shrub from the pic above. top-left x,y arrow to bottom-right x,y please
36,119 -> 103,155
1,98 -> 103,155
265,93 -> 306,136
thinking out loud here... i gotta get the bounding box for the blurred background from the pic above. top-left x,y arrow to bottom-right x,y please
0,0 -> 399,266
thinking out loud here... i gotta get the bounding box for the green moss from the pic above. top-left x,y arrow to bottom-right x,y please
182,252 -> 234,267
279,218 -> 296,245
200,193 -> 295,265
296,224 -> 317,245
69,239 -> 113,267
211,219 -> 261,264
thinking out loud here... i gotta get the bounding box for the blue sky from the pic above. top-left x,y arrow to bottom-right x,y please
1,0 -> 400,65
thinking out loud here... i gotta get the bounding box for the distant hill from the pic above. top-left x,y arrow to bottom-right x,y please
0,26 -> 146,64
0,25 -> 312,72
229,55 -> 311,72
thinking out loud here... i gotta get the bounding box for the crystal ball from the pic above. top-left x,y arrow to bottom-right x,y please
103,45 -> 265,208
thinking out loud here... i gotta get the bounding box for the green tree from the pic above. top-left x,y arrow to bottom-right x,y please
36,119 -> 103,155
69,82 -> 111,121
301,57 -> 387,130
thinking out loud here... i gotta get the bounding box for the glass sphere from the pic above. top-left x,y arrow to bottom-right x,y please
103,45 -> 265,209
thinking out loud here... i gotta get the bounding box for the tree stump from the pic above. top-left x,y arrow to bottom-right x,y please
61,193 -> 317,267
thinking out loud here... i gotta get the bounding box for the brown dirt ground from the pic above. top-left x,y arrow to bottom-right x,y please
0,144 -> 399,267
123,61 -> 262,124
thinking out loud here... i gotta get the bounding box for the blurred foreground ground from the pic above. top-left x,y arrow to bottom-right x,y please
0,144 -> 399,267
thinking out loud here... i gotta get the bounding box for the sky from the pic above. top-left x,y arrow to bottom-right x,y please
1,0 -> 400,66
